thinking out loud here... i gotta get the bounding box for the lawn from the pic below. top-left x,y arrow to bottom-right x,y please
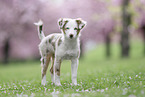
0,41 -> 145,97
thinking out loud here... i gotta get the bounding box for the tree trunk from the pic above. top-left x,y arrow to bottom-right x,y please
142,26 -> 145,56
106,33 -> 111,57
121,0 -> 131,58
144,32 -> 145,56
3,38 -> 10,64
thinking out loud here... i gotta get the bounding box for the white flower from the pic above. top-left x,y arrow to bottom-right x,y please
97,89 -> 100,92
136,75 -> 138,77
141,90 -> 144,94
4,91 -> 6,93
48,89 -> 50,91
71,93 -> 81,97
128,94 -> 136,97
81,89 -> 84,92
76,89 -> 79,92
122,89 -> 127,95
129,77 -> 132,79
101,89 -> 104,93
30,93 -> 35,97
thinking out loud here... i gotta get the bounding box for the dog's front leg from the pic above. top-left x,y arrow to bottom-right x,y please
71,58 -> 79,85
54,57 -> 62,86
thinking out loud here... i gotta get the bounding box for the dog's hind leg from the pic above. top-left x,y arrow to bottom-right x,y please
41,54 -> 51,85
50,54 -> 55,83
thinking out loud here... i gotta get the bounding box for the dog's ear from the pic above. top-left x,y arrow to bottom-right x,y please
58,18 -> 68,29
76,18 -> 87,30
58,18 -> 63,29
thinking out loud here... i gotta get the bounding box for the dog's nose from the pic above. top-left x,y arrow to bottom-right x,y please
69,34 -> 73,39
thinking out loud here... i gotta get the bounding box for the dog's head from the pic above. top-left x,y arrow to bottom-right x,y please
58,18 -> 87,39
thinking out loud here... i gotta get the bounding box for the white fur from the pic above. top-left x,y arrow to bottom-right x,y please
34,20 -> 45,40
35,18 -> 87,86
50,73 -> 54,83
41,75 -> 46,86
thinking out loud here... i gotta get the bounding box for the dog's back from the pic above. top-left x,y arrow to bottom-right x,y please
39,33 -> 62,57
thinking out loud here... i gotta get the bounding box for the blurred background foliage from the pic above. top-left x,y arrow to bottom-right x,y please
0,0 -> 145,64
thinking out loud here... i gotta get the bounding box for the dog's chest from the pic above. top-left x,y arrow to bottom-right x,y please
62,50 -> 78,60
57,42 -> 79,60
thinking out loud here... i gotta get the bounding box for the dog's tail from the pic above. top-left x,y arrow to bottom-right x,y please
34,20 -> 45,40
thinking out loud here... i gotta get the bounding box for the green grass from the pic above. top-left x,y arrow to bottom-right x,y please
0,41 -> 145,97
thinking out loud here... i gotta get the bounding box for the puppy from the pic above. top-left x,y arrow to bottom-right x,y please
34,18 -> 87,86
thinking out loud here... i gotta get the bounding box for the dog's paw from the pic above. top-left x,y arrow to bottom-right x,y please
54,74 -> 61,86
50,73 -> 54,83
41,76 -> 46,86
41,81 -> 46,86
55,82 -> 62,86
72,82 -> 78,86
72,80 -> 78,86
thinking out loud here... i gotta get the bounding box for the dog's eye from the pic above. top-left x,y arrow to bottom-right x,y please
74,28 -> 77,30
65,27 -> 70,30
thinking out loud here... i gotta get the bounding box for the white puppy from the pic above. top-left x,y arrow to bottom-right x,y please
34,18 -> 87,86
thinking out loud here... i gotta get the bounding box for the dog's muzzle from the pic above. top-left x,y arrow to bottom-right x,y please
69,34 -> 73,39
